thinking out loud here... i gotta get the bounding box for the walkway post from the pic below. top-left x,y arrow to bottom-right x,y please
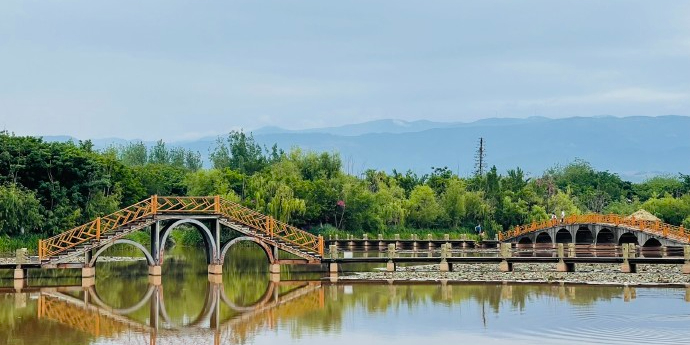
387,244 -> 396,272
439,243 -> 450,272
329,245 -> 338,273
499,243 -> 513,272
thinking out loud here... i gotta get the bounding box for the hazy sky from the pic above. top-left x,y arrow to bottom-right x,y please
1,1 -> 689,140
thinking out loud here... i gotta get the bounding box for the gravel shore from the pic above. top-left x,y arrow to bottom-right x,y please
338,263 -> 690,286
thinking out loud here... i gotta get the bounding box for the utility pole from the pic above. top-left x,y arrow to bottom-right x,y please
474,137 -> 486,176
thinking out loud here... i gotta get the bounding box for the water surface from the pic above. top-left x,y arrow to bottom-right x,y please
2,245 -> 689,345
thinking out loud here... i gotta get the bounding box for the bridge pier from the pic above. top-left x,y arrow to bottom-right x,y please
386,260 -> 396,272
208,273 -> 223,284
499,243 -> 513,272
82,266 -> 95,278
148,275 -> 162,286
439,260 -> 451,272
270,273 -> 281,283
269,263 -> 281,274
620,261 -> 637,273
499,260 -> 513,272
148,265 -> 162,276
329,262 -> 339,273
557,261 -> 575,272
208,264 -> 223,275
82,277 -> 95,288
621,243 -> 637,273
14,268 -> 26,280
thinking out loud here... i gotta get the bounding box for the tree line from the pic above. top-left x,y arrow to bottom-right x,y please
2,130 -> 690,240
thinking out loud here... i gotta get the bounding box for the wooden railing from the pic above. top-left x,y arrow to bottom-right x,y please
38,196 -> 324,260
498,214 -> 689,243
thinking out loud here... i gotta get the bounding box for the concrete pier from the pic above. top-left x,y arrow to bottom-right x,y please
386,260 -> 396,272
82,266 -> 95,278
208,264 -> 223,275
13,268 -> 26,280
148,265 -> 162,276
269,263 -> 281,274
499,260 -> 513,272
439,260 -> 450,272
148,275 -> 162,286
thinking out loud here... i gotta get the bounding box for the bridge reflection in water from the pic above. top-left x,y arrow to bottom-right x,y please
37,279 -> 324,345
5,279 -> 690,344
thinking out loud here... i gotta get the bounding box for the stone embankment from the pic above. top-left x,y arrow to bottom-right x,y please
0,256 -> 145,265
339,263 -> 690,286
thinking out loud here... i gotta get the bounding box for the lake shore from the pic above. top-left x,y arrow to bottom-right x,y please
338,263 -> 690,287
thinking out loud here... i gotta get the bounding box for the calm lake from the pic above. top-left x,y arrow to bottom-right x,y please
2,245 -> 690,345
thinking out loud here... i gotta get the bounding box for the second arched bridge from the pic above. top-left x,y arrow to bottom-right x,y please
499,214 -> 689,247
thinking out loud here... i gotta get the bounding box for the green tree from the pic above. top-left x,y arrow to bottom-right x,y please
149,140 -> 170,165
119,141 -> 148,166
0,184 -> 43,235
406,185 -> 441,228
211,131 -> 267,175
642,195 -> 690,225
441,179 -> 466,228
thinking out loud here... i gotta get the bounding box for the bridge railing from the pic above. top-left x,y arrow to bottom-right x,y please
39,197 -> 156,259
499,213 -> 689,243
39,195 -> 324,260
217,197 -> 324,257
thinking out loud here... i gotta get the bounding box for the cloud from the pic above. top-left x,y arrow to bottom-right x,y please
520,88 -> 689,108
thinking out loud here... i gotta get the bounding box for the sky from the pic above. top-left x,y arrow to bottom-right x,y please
1,0 -> 689,141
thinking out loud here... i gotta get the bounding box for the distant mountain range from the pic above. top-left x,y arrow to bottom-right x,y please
43,116 -> 690,182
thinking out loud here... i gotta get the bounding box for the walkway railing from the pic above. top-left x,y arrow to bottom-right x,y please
38,196 -> 324,260
498,214 -> 689,244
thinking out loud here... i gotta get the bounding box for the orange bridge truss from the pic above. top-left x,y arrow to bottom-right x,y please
38,196 -> 324,261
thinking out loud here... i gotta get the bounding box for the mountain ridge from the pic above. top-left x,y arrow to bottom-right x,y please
40,115 -> 690,182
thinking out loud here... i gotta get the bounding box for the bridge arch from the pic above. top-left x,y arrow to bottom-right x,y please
88,285 -> 157,315
518,237 -> 532,245
160,219 -> 218,264
159,282 -> 220,328
555,229 -> 572,243
575,227 -> 594,244
618,232 -> 639,245
596,228 -> 615,244
535,232 -> 552,244
88,239 -> 156,267
643,238 -> 662,247
220,236 -> 275,263
220,281 -> 276,312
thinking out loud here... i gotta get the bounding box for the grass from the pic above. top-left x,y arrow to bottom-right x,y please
0,234 -> 41,255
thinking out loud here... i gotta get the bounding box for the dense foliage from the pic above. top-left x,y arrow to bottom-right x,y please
2,131 -> 690,240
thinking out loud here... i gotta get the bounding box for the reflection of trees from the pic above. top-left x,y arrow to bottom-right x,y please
0,245 -> 637,345
282,282 -> 623,335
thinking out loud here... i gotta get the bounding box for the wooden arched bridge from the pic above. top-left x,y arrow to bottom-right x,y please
38,196 -> 324,277
499,214 -> 690,247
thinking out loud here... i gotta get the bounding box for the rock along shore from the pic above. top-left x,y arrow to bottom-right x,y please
338,263 -> 690,286
0,256 -> 146,264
